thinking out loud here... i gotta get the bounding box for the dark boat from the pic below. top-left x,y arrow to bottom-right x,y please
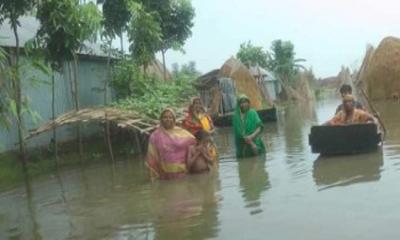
213,107 -> 277,127
308,123 -> 381,155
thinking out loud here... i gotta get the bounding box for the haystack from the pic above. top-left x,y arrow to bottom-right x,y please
219,57 -> 263,110
141,59 -> 172,80
358,37 -> 400,100
295,71 -> 315,101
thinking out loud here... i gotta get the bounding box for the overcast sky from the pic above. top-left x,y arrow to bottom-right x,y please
160,0 -> 400,78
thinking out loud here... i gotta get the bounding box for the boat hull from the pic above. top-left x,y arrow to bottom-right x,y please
308,123 -> 381,155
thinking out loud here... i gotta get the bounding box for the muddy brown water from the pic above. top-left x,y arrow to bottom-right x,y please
1,99 -> 400,240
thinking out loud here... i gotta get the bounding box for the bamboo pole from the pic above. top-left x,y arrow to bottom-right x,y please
104,41 -> 115,163
359,88 -> 387,140
52,72 -> 58,166
73,55 -> 83,157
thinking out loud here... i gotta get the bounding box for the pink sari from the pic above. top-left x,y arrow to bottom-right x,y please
146,126 -> 196,180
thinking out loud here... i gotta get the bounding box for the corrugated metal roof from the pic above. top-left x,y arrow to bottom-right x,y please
249,66 -> 276,81
0,15 -> 108,58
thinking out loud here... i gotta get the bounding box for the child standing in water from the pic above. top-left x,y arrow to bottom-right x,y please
187,130 -> 217,174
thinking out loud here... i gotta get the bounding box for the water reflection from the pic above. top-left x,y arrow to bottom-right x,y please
3,169 -> 43,240
282,102 -> 316,159
238,156 -> 270,215
213,127 -> 236,159
150,174 -> 220,240
23,171 -> 43,240
313,148 -> 384,190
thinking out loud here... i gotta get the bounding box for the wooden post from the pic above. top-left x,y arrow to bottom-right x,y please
104,41 -> 115,163
52,72 -> 58,166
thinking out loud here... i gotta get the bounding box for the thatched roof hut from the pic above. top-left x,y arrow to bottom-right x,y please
195,58 -> 267,115
357,37 -> 400,100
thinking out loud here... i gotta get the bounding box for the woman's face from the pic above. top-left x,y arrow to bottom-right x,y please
239,100 -> 250,112
193,99 -> 203,112
343,99 -> 354,112
161,111 -> 175,129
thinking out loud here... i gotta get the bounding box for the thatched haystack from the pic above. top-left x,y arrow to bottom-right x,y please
141,59 -> 172,80
194,58 -> 266,116
295,71 -> 315,101
358,37 -> 400,100
219,57 -> 263,110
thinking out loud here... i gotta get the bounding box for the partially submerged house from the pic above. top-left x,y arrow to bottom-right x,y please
0,16 -> 112,152
249,65 -> 281,102
0,16 -> 172,153
195,58 -> 273,116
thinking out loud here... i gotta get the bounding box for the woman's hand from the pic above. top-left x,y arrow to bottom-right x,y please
244,135 -> 253,144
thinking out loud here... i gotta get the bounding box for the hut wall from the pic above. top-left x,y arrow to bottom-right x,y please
264,81 -> 278,101
0,55 -> 110,153
219,58 -> 263,110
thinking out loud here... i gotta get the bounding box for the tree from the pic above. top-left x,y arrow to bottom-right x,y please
0,0 -> 36,164
99,0 -> 130,163
35,0 -> 102,156
127,2 -> 162,71
236,41 -> 269,68
101,0 -> 131,53
138,0 -> 195,80
171,61 -> 200,83
268,40 -> 306,100
268,40 -> 305,85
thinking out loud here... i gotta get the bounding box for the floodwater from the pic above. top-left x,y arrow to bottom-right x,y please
1,98 -> 400,240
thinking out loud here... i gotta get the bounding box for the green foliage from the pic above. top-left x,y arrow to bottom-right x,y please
0,0 -> 36,29
35,0 -> 102,70
0,56 -> 47,130
102,0 -> 131,39
172,61 -> 201,82
127,2 -> 162,67
268,39 -> 305,85
0,47 -> 12,128
114,80 -> 196,119
236,41 -> 269,68
110,58 -> 150,99
111,59 -> 196,119
155,0 -> 195,53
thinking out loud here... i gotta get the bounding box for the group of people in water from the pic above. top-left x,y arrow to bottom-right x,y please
146,95 -> 265,180
146,83 -> 376,181
325,84 -> 374,125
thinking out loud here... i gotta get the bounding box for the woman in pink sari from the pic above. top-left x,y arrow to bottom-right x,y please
146,108 -> 196,180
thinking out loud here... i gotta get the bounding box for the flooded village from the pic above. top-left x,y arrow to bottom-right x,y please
1,0 -> 400,239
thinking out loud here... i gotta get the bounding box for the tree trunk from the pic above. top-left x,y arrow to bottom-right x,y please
119,33 -> 124,55
72,55 -> 83,157
162,49 -> 167,81
104,41 -> 115,163
134,131 -> 142,155
12,25 -> 26,165
51,72 -> 58,165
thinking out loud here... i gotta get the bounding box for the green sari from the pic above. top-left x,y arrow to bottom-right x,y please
232,96 -> 266,158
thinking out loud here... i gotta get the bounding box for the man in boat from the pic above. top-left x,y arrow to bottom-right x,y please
326,94 -> 374,125
335,84 -> 364,114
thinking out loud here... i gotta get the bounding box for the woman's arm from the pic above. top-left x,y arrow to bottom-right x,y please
245,126 -> 262,143
200,146 -> 213,163
187,146 -> 201,168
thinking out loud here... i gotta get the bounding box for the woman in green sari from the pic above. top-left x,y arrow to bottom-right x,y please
232,94 -> 266,158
